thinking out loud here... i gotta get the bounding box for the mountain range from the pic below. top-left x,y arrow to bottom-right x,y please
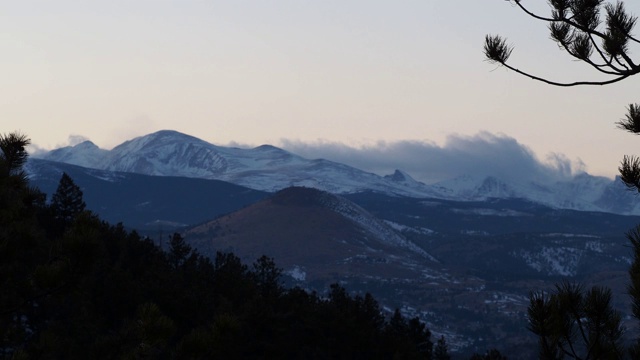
34,129 -> 640,215
24,129 -> 640,356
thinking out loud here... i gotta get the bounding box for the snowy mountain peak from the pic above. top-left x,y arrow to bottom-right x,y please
384,169 -> 425,187
105,131 -> 228,177
111,130 -> 213,154
385,169 -> 408,182
475,176 -> 514,198
41,140 -> 108,169
75,140 -> 99,149
254,144 -> 281,151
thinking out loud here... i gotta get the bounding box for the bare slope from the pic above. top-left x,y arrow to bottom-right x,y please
185,186 -> 436,282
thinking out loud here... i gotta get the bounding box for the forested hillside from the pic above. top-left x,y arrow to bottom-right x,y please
1,133 -> 445,358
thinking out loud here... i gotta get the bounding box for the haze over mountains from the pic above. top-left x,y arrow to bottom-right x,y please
34,129 -> 640,215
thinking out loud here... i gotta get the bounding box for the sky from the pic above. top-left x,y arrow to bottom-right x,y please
3,1 -> 640,183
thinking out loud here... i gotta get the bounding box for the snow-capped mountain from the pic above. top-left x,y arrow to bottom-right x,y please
45,140 -> 109,167
431,173 -> 640,215
35,130 -> 640,215
39,130 -> 440,197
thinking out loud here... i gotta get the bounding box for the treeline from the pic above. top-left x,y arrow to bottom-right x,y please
1,132 -> 509,359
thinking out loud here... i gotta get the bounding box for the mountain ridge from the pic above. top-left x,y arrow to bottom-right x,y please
34,129 -> 640,215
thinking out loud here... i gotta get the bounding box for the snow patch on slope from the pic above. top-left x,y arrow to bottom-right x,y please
318,195 -> 438,262
383,220 -> 435,235
514,247 -> 583,276
286,266 -> 307,281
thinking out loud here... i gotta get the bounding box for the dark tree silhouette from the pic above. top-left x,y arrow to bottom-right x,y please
251,255 -> 283,298
51,172 -> 86,223
433,335 -> 451,360
469,348 -> 508,360
168,233 -> 191,269
0,132 -> 30,178
527,282 -> 624,359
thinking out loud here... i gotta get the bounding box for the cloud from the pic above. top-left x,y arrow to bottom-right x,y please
28,134 -> 90,156
279,132 -> 586,184
67,134 -> 89,146
26,144 -> 47,157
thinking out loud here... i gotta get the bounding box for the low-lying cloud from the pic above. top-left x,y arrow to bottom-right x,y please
279,132 -> 586,184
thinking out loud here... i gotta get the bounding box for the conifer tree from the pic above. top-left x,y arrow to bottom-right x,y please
0,132 -> 40,355
434,335 -> 451,360
528,282 -> 624,359
0,132 -> 30,179
51,172 -> 86,223
168,233 -> 191,269
252,255 -> 283,298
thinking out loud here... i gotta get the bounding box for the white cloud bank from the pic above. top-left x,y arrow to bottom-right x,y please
279,132 -> 587,184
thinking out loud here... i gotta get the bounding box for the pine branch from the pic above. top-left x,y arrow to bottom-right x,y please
616,104 -> 640,133
619,155 -> 640,192
512,0 -> 638,70
557,35 -> 622,75
500,62 -> 630,86
588,34 -> 627,73
486,2 -> 640,86
612,54 -> 629,69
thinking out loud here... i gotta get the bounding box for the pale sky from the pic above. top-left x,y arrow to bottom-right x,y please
3,1 -> 640,180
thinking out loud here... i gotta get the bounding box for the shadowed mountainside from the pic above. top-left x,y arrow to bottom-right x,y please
26,158 -> 269,230
185,187 -> 437,284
